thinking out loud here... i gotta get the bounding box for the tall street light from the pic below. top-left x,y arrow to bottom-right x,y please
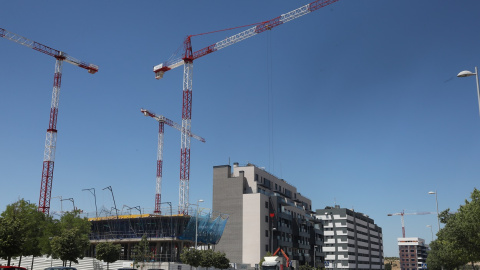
426,225 -> 434,243
428,191 -> 441,232
82,188 -> 98,218
457,67 -> 480,117
61,198 -> 75,212
103,186 -> 118,219
194,199 -> 204,249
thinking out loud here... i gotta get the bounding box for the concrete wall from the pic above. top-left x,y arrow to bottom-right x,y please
213,165 -> 244,264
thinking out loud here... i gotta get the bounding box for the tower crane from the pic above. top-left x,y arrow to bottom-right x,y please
387,210 -> 436,238
141,109 -> 205,214
0,28 -> 98,215
152,0 -> 340,214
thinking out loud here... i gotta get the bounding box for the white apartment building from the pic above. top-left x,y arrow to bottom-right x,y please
316,206 -> 384,270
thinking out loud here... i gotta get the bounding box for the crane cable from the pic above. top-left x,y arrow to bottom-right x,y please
266,31 -> 274,174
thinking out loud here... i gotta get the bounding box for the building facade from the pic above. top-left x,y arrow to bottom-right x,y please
213,163 -> 324,267
397,237 -> 428,270
316,206 -> 384,270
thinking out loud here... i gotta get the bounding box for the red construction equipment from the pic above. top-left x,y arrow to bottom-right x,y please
141,109 -> 205,213
272,247 -> 290,267
0,28 -> 98,215
153,0 -> 340,214
388,210 -> 435,237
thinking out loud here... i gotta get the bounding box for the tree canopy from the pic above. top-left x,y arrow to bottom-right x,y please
96,242 -> 121,270
427,188 -> 480,270
0,199 -> 49,266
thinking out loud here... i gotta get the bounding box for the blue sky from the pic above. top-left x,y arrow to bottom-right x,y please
1,0 -> 480,258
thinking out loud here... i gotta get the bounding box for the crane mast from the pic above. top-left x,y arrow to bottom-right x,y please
153,0 -> 340,214
141,109 -> 205,213
1,27 -> 98,215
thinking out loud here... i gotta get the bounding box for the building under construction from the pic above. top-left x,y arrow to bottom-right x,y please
85,207 -> 228,262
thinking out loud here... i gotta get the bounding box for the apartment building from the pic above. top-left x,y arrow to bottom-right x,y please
212,163 -> 324,268
316,206 -> 384,270
397,237 -> 428,270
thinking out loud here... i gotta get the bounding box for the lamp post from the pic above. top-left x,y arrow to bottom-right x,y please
428,191 -> 441,232
426,225 -> 434,243
82,188 -> 98,218
103,186 -> 118,219
457,67 -> 480,117
61,198 -> 75,211
193,199 -> 204,249
314,245 -> 318,268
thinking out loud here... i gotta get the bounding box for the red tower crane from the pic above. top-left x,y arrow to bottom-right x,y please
388,210 -> 435,238
0,28 -> 98,215
141,109 -> 205,214
153,0 -> 340,214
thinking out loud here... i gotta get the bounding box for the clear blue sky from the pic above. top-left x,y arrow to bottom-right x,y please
1,0 -> 480,258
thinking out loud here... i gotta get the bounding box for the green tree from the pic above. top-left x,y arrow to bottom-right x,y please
299,265 -> 313,270
427,188 -> 480,270
132,234 -> 152,268
50,210 -> 91,266
180,248 -> 202,268
51,227 -> 90,266
0,199 -> 51,266
96,242 -> 121,270
200,249 -> 215,268
0,216 -> 25,265
212,251 -> 230,270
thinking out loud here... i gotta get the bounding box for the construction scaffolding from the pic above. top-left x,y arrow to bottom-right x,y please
86,207 -> 228,262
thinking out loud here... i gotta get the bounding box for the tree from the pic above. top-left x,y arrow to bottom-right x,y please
132,234 -> 152,268
0,216 -> 25,265
50,210 -> 91,266
96,242 -> 121,270
427,188 -> 480,270
212,251 -> 230,270
51,227 -> 90,266
180,248 -> 202,268
200,249 -> 215,268
0,199 -> 50,266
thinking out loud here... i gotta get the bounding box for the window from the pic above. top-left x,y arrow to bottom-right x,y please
265,215 -> 268,222
265,202 -> 269,208
266,245 -> 269,252
266,230 -> 269,237
255,174 -> 259,181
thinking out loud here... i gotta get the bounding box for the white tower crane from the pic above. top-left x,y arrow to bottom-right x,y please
141,109 -> 205,214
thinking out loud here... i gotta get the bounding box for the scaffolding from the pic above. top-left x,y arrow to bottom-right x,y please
86,207 -> 228,262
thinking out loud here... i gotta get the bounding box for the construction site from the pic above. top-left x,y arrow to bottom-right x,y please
2,0 -> 342,268
84,206 -> 228,262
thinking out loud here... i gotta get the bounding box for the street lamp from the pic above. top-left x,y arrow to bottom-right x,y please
103,186 -> 118,219
314,245 -> 318,268
193,199 -> 204,249
82,188 -> 98,218
61,198 -> 75,212
457,67 -> 480,117
428,191 -> 441,232
426,225 -> 434,243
